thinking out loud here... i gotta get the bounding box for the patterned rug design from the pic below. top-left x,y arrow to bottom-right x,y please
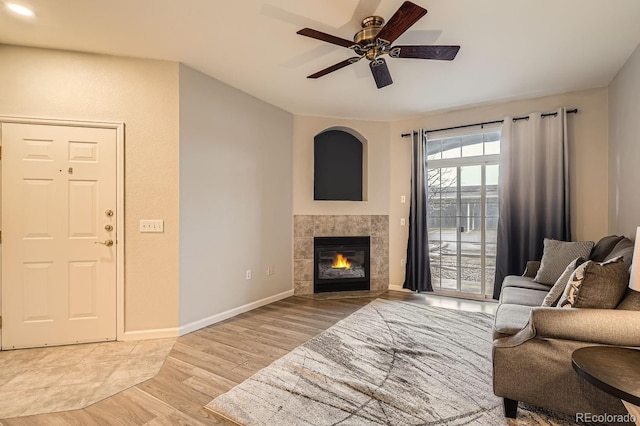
206,299 -> 577,425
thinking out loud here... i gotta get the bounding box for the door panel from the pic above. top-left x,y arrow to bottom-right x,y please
24,179 -> 55,238
23,262 -> 54,321
428,162 -> 498,297
2,123 -> 117,349
68,261 -> 98,319
68,180 -> 98,237
459,165 -> 482,295
427,166 -> 459,292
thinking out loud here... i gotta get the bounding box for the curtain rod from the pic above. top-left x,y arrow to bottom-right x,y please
400,108 -> 578,138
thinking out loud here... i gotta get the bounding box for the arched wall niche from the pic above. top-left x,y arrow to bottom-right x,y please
313,126 -> 368,201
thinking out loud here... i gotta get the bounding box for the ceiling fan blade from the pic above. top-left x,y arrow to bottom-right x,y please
389,45 -> 460,60
297,28 -> 355,48
308,57 -> 361,79
376,1 -> 427,45
369,58 -> 393,89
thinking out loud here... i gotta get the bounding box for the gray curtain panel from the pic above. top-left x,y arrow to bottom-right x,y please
403,130 -> 433,292
493,108 -> 571,299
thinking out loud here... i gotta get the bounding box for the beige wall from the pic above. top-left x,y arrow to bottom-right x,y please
293,116 -> 390,215
389,88 -> 610,287
1,44 -> 620,330
178,65 -> 294,329
609,42 -> 640,238
0,45 -> 180,334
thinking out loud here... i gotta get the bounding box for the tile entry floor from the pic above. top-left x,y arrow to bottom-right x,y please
0,338 -> 176,418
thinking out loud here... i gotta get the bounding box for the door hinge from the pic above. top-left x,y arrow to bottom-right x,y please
0,316 -> 2,328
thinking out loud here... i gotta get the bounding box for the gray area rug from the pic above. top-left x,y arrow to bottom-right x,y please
206,299 -> 578,425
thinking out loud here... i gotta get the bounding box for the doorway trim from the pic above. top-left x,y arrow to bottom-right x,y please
0,116 -> 125,342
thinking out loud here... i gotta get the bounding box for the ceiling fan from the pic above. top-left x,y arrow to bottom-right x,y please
296,1 -> 459,89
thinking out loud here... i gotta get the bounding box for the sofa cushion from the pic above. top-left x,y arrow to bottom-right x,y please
500,286 -> 548,306
558,257 -> 629,309
590,235 -> 624,262
542,257 -> 588,307
616,289 -> 640,311
501,275 -> 551,291
533,239 -> 594,285
523,261 -> 541,278
604,237 -> 634,269
493,303 -> 533,337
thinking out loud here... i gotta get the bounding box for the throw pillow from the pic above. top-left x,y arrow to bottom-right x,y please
603,238 -> 634,269
533,239 -> 594,286
616,289 -> 640,311
541,257 -> 587,307
590,235 -> 624,262
558,257 -> 629,309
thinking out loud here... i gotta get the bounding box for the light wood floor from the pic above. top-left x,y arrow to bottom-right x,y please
0,291 -> 496,425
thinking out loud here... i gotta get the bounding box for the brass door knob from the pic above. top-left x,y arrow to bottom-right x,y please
94,240 -> 114,247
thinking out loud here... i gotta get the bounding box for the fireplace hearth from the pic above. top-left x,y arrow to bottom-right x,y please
314,236 -> 370,293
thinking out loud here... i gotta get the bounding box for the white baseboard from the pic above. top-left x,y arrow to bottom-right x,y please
178,289 -> 295,336
120,327 -> 179,341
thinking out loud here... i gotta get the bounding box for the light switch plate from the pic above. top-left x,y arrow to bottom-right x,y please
140,220 -> 164,233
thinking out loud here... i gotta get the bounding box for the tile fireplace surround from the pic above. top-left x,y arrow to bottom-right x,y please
293,215 -> 390,295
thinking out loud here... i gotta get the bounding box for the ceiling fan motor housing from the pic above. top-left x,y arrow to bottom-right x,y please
354,16 -> 386,49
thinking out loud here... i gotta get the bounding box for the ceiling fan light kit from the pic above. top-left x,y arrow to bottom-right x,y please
296,1 -> 460,89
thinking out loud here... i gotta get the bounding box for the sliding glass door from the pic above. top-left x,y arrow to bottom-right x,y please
426,129 -> 500,298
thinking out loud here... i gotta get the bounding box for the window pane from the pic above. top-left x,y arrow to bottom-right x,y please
485,266 -> 496,296
484,140 -> 500,155
441,137 -> 461,159
486,164 -> 499,186
428,130 -> 501,158
427,216 -> 442,233
459,134 -> 484,158
462,143 -> 484,157
427,139 -> 442,161
461,165 -> 481,186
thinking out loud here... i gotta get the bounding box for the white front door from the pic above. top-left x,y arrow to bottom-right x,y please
1,123 -> 117,349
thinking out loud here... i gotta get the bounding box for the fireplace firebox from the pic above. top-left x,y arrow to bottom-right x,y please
314,236 -> 370,293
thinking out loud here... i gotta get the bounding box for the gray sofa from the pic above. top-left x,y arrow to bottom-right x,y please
492,236 -> 640,419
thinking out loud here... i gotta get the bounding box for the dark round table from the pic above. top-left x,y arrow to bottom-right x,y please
572,346 -> 640,424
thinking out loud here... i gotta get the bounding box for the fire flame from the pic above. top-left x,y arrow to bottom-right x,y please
332,254 -> 351,269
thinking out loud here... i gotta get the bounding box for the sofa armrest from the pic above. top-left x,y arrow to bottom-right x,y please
530,307 -> 640,345
522,261 -> 541,278
496,307 -> 640,348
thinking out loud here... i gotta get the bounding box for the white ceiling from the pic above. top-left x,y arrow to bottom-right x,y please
1,0 -> 640,120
